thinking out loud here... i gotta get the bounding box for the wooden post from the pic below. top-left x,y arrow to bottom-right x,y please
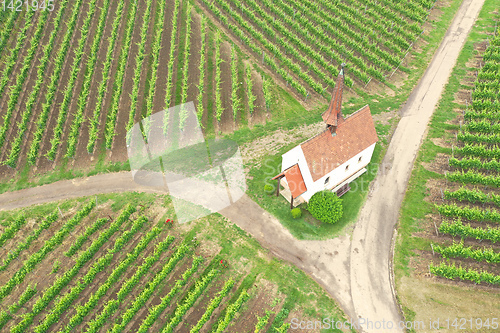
433,220 -> 439,236
290,196 -> 294,209
276,178 -> 280,197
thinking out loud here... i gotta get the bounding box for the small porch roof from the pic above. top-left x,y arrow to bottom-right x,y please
272,164 -> 307,199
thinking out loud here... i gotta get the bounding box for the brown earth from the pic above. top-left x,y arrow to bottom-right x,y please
107,0 -> 146,164
194,0 -> 313,110
0,9 -> 53,160
72,0 -> 126,171
219,40 -> 234,134
187,9 -> 202,117
9,1 -> 73,176
249,67 -> 267,127
33,0 -> 91,174
0,10 -> 27,78
0,10 -> 42,121
51,1 -> 104,166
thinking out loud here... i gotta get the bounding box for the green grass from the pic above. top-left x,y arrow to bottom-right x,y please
0,160 -> 130,195
1,192 -> 351,332
236,49 -> 247,127
174,0 -> 188,107
395,0 -> 499,322
189,212 -> 352,332
238,0 -> 467,240
396,0 -> 498,280
246,133 -> 384,240
0,0 -> 464,246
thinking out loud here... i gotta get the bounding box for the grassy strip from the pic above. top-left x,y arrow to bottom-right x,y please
395,0 -> 498,325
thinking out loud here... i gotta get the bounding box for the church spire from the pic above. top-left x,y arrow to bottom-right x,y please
322,63 -> 345,128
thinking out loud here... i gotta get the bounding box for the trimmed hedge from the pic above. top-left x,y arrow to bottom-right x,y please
307,191 -> 343,224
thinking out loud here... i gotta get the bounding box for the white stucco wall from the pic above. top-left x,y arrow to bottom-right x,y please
281,145 -> 304,172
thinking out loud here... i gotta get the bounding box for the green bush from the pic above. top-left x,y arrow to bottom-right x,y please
307,190 -> 343,224
291,208 -> 302,219
264,184 -> 274,194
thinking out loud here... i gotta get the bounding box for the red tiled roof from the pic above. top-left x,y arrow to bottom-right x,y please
284,164 -> 307,199
301,105 -> 378,182
322,69 -> 345,126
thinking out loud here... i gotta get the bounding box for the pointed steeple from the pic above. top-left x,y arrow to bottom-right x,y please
322,63 -> 346,128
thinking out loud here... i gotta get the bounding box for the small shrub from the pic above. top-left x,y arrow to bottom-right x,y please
291,208 -> 302,219
264,184 -> 274,194
307,190 -> 343,224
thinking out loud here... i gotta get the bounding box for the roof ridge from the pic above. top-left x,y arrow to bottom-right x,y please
299,128 -> 329,148
343,104 -> 370,121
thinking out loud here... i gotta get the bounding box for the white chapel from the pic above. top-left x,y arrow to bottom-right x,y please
273,65 -> 378,208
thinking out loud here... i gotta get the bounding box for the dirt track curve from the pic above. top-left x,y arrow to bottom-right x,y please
0,0 -> 484,331
350,0 -> 485,331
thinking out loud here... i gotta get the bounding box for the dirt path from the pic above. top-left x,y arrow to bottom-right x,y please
0,0 -> 484,331
350,0 -> 485,331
